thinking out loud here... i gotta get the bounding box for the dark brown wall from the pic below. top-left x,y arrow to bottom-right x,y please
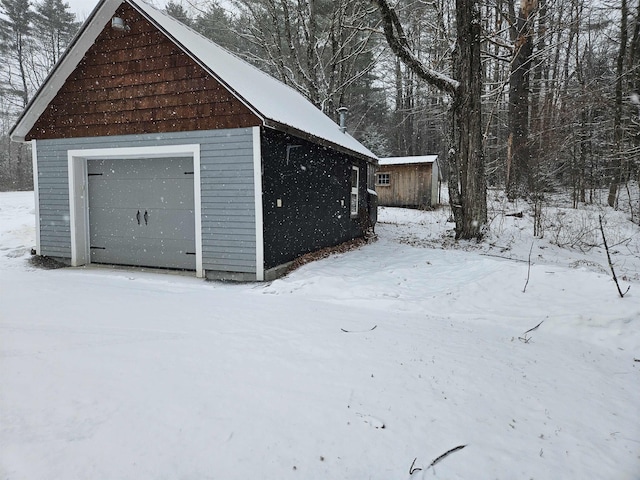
27,3 -> 260,141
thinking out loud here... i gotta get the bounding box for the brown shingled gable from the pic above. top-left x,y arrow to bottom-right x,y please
26,3 -> 260,140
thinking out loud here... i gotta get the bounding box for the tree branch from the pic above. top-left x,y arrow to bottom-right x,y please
370,0 -> 459,96
598,215 -> 630,298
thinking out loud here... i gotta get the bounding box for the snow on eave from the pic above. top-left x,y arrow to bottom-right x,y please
378,155 -> 438,166
131,0 -> 377,161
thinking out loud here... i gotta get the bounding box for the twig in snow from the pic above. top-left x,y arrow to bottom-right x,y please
341,325 -> 377,333
522,320 -> 543,336
598,215 -> 630,298
480,253 -> 528,263
522,242 -> 534,293
518,320 -> 543,343
427,444 -> 467,469
409,457 -> 422,475
409,445 -> 467,475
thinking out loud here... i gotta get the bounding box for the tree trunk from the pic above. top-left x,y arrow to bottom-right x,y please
608,0 -> 628,208
371,0 -> 487,239
530,0 -> 547,187
448,0 -> 487,239
506,0 -> 536,200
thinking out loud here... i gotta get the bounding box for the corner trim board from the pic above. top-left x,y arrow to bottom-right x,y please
31,140 -> 41,255
253,126 -> 264,281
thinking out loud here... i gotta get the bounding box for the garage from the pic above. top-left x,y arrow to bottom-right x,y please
87,157 -> 196,270
9,0 -> 377,281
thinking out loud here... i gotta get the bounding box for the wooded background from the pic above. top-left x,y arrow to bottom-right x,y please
1,0 -> 638,228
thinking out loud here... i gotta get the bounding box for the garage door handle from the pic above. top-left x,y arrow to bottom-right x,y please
144,210 -> 149,225
136,210 -> 141,225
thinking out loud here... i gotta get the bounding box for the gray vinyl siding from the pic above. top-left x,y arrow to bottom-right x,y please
36,128 -> 257,275
199,129 -> 256,273
36,150 -> 71,258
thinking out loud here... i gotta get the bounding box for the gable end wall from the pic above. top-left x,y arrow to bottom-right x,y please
26,3 -> 260,141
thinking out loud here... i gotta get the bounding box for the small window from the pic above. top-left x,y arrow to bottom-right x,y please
376,173 -> 390,185
350,166 -> 359,216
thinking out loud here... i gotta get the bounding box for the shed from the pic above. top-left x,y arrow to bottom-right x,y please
10,0 -> 378,281
376,155 -> 440,209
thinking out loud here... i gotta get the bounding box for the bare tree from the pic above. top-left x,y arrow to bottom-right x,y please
371,0 -> 487,239
230,0 -> 378,118
384,0 -> 449,157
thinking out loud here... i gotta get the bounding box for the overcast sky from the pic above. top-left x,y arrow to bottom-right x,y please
66,0 -> 171,20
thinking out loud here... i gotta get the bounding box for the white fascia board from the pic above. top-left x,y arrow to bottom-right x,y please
378,155 -> 439,166
10,0 -> 121,142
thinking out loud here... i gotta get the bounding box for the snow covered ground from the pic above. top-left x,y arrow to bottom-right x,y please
1,191 -> 639,479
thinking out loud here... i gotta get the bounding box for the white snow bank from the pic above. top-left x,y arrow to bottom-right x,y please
1,192 -> 638,480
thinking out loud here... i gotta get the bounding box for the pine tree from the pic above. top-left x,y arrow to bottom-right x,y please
33,0 -> 78,73
0,0 -> 35,108
165,1 -> 193,28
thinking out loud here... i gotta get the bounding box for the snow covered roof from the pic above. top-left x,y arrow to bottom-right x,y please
378,155 -> 438,166
10,0 -> 377,162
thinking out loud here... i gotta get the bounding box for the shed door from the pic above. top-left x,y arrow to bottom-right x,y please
87,157 -> 196,270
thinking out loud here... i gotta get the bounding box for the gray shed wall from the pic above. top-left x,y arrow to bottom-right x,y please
35,128 -> 257,275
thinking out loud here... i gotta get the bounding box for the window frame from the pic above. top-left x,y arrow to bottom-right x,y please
376,172 -> 390,186
350,166 -> 359,217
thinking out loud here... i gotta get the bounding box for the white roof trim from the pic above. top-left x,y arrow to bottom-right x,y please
11,0 -> 376,162
378,155 -> 438,166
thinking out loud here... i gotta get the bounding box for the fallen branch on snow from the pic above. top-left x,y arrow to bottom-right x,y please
598,215 -> 630,298
518,320 -> 543,343
522,242 -> 534,293
428,444 -> 467,469
409,444 -> 467,475
409,457 -> 421,475
341,325 -> 377,333
480,253 -> 528,263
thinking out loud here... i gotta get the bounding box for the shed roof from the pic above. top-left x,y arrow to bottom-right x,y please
10,0 -> 376,162
378,155 -> 438,166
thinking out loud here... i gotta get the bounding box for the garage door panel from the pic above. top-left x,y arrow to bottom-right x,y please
88,158 -> 191,179
91,237 -> 195,270
89,178 -> 194,209
132,208 -> 195,240
88,208 -> 195,241
88,207 -> 141,241
88,157 -> 196,271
